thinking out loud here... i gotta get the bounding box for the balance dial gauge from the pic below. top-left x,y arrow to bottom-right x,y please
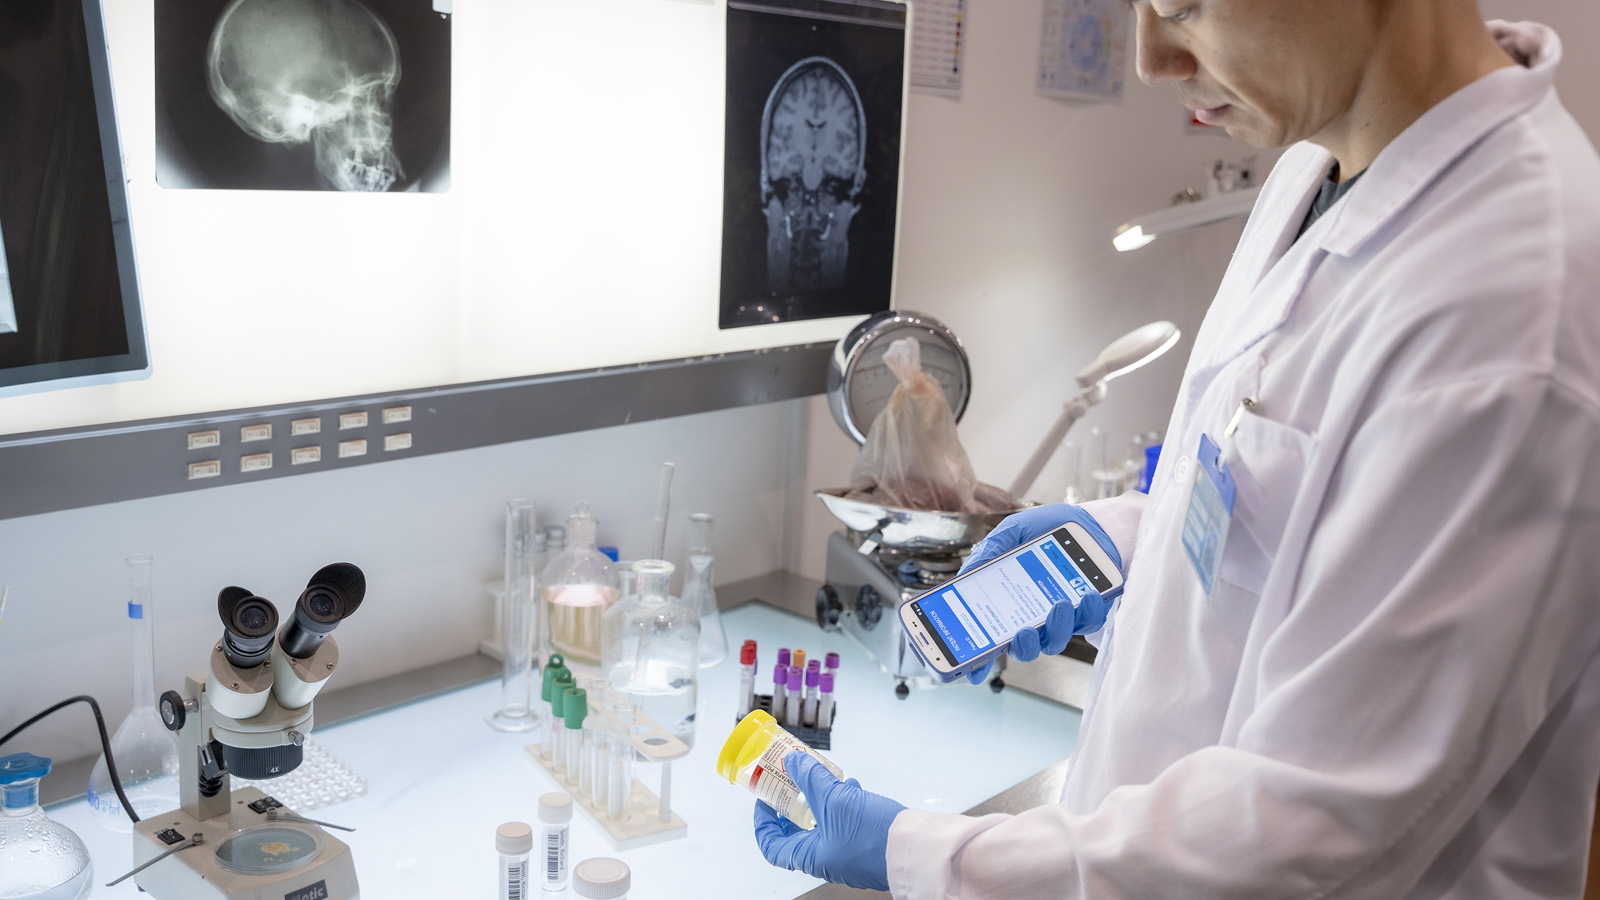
827,311 -> 972,445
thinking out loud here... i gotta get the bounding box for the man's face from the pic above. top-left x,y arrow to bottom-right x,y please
1130,0 -> 1381,150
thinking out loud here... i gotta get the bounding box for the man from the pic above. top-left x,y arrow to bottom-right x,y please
755,1 -> 1600,897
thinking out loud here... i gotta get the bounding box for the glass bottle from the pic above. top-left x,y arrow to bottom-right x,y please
1,753 -> 93,900
541,503 -> 620,665
602,561 -> 700,746
86,554 -> 179,832
489,499 -> 539,732
683,513 -> 727,668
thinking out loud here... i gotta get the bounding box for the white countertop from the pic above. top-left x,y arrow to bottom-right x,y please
52,603 -> 1082,899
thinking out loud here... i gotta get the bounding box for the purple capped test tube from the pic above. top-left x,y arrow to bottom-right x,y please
817,672 -> 835,729
785,665 -> 803,727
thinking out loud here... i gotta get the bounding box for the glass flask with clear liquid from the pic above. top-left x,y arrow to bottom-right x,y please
86,554 -> 180,831
0,753 -> 93,900
541,502 -> 620,665
602,561 -> 700,745
682,513 -> 727,668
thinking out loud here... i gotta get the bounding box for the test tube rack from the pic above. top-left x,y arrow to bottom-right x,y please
741,693 -> 837,751
525,693 -> 689,851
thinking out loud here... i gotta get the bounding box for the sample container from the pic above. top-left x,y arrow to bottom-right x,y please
717,710 -> 844,830
572,857 -> 631,900
496,821 -> 532,900
538,793 -> 571,895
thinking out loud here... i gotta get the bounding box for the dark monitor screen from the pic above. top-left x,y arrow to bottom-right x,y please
0,0 -> 149,397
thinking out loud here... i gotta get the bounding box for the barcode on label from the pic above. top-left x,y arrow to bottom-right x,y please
545,828 -> 566,882
509,860 -> 526,900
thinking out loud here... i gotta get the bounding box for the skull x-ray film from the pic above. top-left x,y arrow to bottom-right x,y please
155,0 -> 451,192
721,0 -> 906,329
0,0 -> 150,395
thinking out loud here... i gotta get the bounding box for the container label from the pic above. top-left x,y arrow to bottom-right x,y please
748,732 -> 842,819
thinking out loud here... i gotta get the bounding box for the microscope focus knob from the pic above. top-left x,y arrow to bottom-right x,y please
159,690 -> 187,732
815,584 -> 844,632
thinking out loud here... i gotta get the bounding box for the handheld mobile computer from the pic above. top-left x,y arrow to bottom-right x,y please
900,522 -> 1124,683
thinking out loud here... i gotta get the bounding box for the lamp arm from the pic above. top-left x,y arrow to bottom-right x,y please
1007,384 -> 1103,500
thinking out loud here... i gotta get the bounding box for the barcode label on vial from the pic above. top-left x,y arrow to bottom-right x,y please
544,828 -> 567,884
508,860 -> 526,900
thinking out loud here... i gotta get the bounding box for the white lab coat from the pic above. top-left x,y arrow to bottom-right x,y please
887,21 -> 1600,900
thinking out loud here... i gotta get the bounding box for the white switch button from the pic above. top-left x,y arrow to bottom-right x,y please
240,453 -> 272,473
338,439 -> 368,458
291,418 -> 321,436
339,412 -> 368,430
241,424 -> 272,443
291,446 -> 322,465
187,460 -> 221,480
384,433 -> 412,452
382,406 -> 412,424
187,430 -> 221,450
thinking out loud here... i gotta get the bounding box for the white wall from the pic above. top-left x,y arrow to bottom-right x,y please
0,400 -> 803,760
795,0 -> 1600,580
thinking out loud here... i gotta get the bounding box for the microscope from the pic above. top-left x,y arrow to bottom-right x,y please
129,564 -> 366,900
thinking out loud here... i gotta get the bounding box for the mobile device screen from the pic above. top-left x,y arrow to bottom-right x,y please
910,527 -> 1117,667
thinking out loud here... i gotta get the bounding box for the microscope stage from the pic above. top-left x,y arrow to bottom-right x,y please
133,787 -> 357,900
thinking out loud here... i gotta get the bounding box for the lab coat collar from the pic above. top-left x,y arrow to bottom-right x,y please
1315,20 -> 1561,259
1191,20 -> 1561,374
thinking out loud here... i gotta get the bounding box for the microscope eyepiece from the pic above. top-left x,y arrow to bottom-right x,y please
278,562 -> 366,659
217,586 -> 278,669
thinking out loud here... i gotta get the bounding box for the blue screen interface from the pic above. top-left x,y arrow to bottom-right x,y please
913,529 -> 1105,666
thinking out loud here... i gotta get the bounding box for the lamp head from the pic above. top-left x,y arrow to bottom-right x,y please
1074,321 -> 1182,390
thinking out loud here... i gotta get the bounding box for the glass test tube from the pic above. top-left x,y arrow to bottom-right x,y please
489,499 -> 539,732
818,673 -> 835,729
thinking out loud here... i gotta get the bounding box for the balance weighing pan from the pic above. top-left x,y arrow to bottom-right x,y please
815,487 -> 1034,555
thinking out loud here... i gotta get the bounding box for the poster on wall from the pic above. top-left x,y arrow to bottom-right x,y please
155,0 -> 452,192
720,0 -> 907,329
1036,0 -> 1129,102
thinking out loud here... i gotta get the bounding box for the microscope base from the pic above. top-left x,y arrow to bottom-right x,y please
133,787 -> 358,900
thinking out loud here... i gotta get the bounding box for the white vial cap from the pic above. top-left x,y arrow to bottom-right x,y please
539,791 -> 573,823
496,821 -> 533,855
572,857 -> 631,899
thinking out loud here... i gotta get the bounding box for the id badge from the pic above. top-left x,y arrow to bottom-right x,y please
1181,433 -> 1237,596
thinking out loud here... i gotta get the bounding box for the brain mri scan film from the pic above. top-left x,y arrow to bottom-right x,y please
156,0 -> 451,192
721,0 -> 906,329
761,57 -> 867,295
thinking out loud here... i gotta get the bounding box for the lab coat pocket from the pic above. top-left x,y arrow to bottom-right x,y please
1217,413 -> 1314,594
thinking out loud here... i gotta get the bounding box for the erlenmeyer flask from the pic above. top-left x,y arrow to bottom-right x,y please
86,555 -> 180,832
683,513 -> 727,668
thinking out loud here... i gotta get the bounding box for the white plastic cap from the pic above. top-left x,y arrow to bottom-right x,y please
496,821 -> 533,855
572,857 -> 631,899
539,791 -> 573,823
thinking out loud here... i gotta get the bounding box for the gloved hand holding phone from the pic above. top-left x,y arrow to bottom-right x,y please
754,750 -> 907,892
960,504 -> 1120,685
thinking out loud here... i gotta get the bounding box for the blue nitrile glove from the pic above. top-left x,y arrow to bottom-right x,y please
961,504 -> 1122,685
754,751 -> 907,892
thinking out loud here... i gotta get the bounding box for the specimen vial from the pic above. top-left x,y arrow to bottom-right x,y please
496,821 -> 533,900
538,792 -> 571,895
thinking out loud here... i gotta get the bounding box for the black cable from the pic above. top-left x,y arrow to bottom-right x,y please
0,694 -> 140,824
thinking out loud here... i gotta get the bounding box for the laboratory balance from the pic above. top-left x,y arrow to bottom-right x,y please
118,565 -> 367,900
813,311 -> 1180,696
